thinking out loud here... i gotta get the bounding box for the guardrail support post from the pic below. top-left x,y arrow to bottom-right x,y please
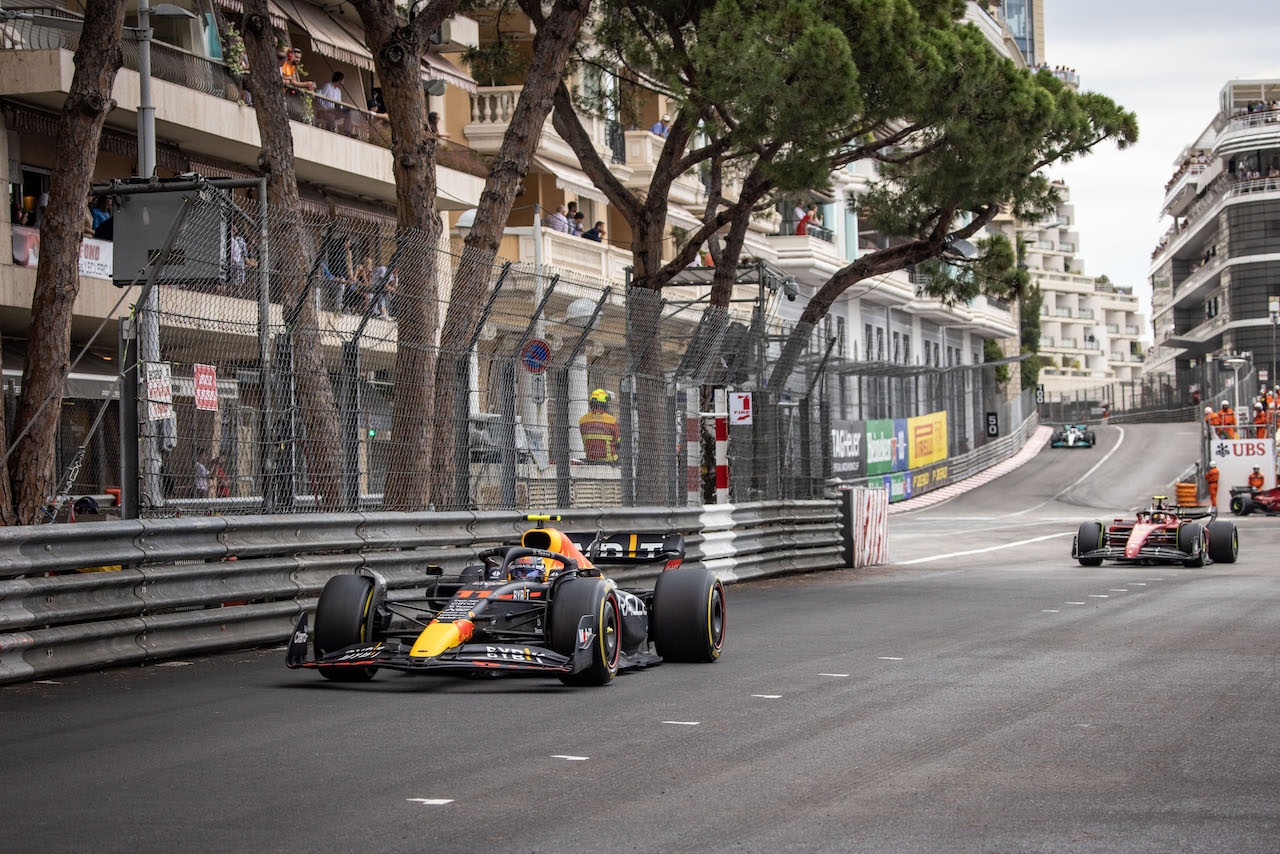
119,320 -> 139,519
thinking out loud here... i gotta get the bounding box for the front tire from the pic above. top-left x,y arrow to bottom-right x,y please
1085,431 -> 1096,446
1178,522 -> 1205,568
1076,521 -> 1104,566
549,578 -> 621,686
314,574 -> 378,682
652,568 -> 726,662
1206,520 -> 1239,564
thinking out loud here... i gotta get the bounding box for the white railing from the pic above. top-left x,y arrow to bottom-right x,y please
469,85 -> 523,124
1223,109 -> 1280,133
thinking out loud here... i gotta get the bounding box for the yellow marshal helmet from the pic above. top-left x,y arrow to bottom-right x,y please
590,388 -> 611,404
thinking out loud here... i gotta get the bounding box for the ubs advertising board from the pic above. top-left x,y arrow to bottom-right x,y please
830,411 -> 950,502
1209,437 -> 1276,511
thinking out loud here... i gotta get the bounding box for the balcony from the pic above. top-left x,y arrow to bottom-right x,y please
1105,323 -> 1120,333
767,231 -> 844,288
1125,325 -> 1140,335
622,130 -> 701,206
1215,109 -> 1280,159
0,18 -> 485,209
1077,308 -> 1095,319
1053,308 -> 1073,317
465,86 -> 622,181
500,227 -> 633,288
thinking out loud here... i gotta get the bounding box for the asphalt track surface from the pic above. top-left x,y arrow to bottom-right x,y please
4,424 -> 1280,853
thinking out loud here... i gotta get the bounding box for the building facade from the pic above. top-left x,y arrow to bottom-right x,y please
1146,73 -> 1280,394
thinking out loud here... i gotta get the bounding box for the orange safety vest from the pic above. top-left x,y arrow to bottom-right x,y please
1206,466 -> 1220,502
1206,411 -> 1222,436
1254,412 -> 1269,438
1248,471 -> 1265,489
578,408 -> 620,462
1219,409 -> 1237,439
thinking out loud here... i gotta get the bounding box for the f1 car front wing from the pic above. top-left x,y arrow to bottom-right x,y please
1071,538 -> 1202,564
285,613 -> 597,676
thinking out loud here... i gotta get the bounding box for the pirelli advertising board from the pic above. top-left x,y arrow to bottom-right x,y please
829,410 -> 950,501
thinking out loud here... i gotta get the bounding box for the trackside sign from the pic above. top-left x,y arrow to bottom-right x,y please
1209,438 -> 1276,510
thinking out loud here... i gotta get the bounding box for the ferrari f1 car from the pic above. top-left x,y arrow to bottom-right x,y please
1071,497 -> 1238,567
1051,424 -> 1096,448
286,518 -> 725,686
1229,485 -> 1280,516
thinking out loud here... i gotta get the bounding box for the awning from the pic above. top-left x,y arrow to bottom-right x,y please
212,0 -> 289,31
532,156 -> 608,205
422,50 -> 477,94
277,0 -> 375,72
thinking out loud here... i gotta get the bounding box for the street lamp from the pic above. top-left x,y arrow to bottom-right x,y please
1269,296 -> 1279,391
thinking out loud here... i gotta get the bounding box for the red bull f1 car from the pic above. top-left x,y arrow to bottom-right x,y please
1072,497 -> 1238,568
1051,424 -> 1097,448
1229,485 -> 1280,516
286,519 -> 725,686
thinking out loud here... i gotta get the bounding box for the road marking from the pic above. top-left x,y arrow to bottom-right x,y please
154,661 -> 192,667
878,657 -> 903,661
1108,588 -> 1129,592
1147,577 -> 1164,581
1088,594 -> 1109,598
1042,609 -> 1060,613
751,694 -> 783,699
551,755 -> 589,761
662,721 -> 701,726
406,799 -> 453,806
1066,601 -> 1087,605
34,680 -> 61,685
1128,582 -> 1147,586
819,673 -> 850,677
898,532 -> 1073,565
1010,426 -> 1127,516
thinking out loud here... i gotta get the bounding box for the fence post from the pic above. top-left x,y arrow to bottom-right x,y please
497,359 -> 518,510
551,366 -> 572,508
119,319 -> 140,519
714,387 -> 728,503
338,341 -> 361,512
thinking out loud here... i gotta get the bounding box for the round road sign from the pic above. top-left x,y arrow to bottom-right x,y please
521,338 -> 551,374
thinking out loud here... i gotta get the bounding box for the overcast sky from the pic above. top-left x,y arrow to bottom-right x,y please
1041,0 -> 1280,327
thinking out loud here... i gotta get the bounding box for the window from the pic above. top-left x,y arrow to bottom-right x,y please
903,334 -> 911,365
876,327 -> 884,361
892,331 -> 901,364
933,342 -> 941,366
864,324 -> 874,361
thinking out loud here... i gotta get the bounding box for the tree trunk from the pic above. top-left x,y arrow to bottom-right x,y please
7,0 -> 127,524
426,0 -> 591,508
348,0 -> 459,510
243,0 -> 343,510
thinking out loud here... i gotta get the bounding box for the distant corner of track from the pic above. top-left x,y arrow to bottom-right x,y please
887,425 -> 1055,515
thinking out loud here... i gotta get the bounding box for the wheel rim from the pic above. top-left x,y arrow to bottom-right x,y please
709,584 -> 725,650
1232,530 -> 1238,558
603,596 -> 620,670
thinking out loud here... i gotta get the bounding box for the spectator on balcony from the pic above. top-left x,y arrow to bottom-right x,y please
347,257 -> 374,313
280,48 -> 315,92
582,221 -> 605,242
566,200 -> 578,220
317,71 -> 353,135
795,203 -> 818,236
228,222 -> 255,293
542,204 -> 570,233
373,263 -> 397,318
649,113 -> 671,137
570,211 -> 586,235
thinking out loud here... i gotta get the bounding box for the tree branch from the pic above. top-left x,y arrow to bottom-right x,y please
550,81 -> 642,221
410,0 -> 464,48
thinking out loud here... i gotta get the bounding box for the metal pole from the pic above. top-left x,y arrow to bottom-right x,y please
255,178 -> 274,512
136,0 -> 155,178
119,320 -> 139,518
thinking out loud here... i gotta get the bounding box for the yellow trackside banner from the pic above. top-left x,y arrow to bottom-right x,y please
907,410 -> 948,469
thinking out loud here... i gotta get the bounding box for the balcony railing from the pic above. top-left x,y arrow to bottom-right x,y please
606,119 -> 625,165
778,217 -> 834,244
1125,325 -> 1140,335
1105,323 -> 1120,333
1053,308 -> 1072,317
1223,109 -> 1280,133
1077,309 -> 1095,319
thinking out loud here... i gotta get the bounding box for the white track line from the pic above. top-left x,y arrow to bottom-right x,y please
1010,426 -> 1127,517
406,799 -> 453,806
888,426 -> 1054,514
551,755 -> 589,761
878,657 -> 903,661
752,694 -> 783,699
819,673 -> 850,677
898,531 -> 1073,565
662,721 -> 701,726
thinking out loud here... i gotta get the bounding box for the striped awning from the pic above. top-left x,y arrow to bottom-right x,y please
276,0 -> 375,72
212,0 -> 289,31
422,50 -> 476,94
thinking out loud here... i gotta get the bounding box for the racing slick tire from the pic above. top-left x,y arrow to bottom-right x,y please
1076,521 -> 1104,566
549,578 -> 621,687
314,574 -> 379,682
1178,522 -> 1206,568
1085,431 -> 1096,446
1206,520 -> 1239,564
652,568 -> 726,663
1230,493 -> 1251,516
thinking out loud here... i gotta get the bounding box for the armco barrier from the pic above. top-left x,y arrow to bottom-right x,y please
844,488 -> 889,567
0,501 -> 848,685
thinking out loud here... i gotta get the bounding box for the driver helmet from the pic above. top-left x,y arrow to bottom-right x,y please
508,555 -> 545,581
589,388 -> 612,406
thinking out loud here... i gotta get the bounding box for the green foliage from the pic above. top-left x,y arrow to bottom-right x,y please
463,38 -> 528,86
1020,347 -> 1042,390
916,233 -> 1025,305
983,338 -> 1008,384
1020,282 -> 1043,352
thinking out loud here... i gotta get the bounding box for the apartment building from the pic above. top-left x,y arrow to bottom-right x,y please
1146,73 -> 1280,395
988,182 -> 1146,394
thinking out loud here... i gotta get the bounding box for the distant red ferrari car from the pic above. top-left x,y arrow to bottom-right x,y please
1072,497 -> 1238,567
1229,486 -> 1280,516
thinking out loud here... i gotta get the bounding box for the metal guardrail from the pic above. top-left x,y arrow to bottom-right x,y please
0,502 -> 845,685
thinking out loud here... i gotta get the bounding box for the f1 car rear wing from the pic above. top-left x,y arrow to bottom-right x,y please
1173,505 -> 1218,521
564,531 -> 686,565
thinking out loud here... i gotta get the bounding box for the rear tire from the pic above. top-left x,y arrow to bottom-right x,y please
1178,522 -> 1205,568
1085,431 -> 1096,445
549,578 -> 620,687
652,568 -> 726,663
1206,520 -> 1239,564
314,574 -> 378,682
1076,521 -> 1104,566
